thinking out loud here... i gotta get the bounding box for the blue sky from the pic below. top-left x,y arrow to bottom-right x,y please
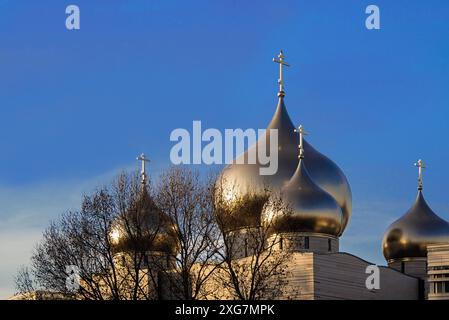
1,0 -> 449,298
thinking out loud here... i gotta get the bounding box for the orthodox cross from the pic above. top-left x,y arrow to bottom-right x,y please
294,125 -> 308,159
137,153 -> 150,185
414,159 -> 426,190
273,50 -> 290,94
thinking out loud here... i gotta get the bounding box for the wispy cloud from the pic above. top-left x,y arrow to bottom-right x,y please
0,159 -> 176,299
0,165 -> 137,299
0,228 -> 42,299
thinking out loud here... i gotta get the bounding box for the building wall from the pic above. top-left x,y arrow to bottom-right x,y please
388,259 -> 427,279
388,259 -> 427,298
226,227 -> 265,259
201,251 -> 420,300
427,244 -> 449,300
230,230 -> 340,260
261,252 -> 420,300
278,252 -> 315,300
312,253 -> 419,300
275,233 -> 339,254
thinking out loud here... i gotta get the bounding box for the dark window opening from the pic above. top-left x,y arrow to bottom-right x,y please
435,282 -> 444,294
304,236 -> 309,250
328,238 -> 332,252
401,262 -> 405,273
445,281 -> 449,293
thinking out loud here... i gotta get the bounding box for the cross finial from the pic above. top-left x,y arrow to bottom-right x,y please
414,159 -> 426,191
273,50 -> 290,96
137,153 -> 150,185
294,125 -> 308,159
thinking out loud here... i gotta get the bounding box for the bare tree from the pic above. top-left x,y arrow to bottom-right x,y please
213,183 -> 292,300
15,172 -> 169,300
15,266 -> 35,295
14,168 -> 222,300
15,168 -> 292,301
154,166 -> 221,300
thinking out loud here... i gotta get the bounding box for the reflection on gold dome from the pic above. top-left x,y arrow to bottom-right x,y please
110,228 -> 121,245
263,125 -> 343,237
382,190 -> 449,262
111,154 -> 178,255
382,160 -> 449,262
110,189 -> 178,254
219,51 -> 351,236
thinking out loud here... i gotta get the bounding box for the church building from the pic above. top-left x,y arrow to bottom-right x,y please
11,51 -> 449,301
212,51 -> 449,300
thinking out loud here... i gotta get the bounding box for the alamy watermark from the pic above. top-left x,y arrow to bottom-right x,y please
64,4 -> 380,32
365,265 -> 380,290
170,121 -> 279,175
65,265 -> 81,292
365,5 -> 380,30
66,5 -> 80,30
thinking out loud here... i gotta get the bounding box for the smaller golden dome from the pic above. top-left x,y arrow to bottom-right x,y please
110,190 -> 178,254
265,159 -> 343,237
382,190 -> 449,262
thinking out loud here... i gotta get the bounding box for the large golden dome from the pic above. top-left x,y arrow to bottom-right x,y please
219,94 -> 352,235
382,190 -> 449,262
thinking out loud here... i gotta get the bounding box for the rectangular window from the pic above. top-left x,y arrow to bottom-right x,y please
328,239 -> 332,252
304,236 -> 309,250
445,281 -> 449,293
436,282 -> 444,294
401,262 -> 405,273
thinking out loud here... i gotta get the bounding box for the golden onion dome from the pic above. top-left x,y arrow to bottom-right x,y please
219,94 -> 352,234
382,190 -> 449,262
110,189 -> 178,254
265,157 -> 343,236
